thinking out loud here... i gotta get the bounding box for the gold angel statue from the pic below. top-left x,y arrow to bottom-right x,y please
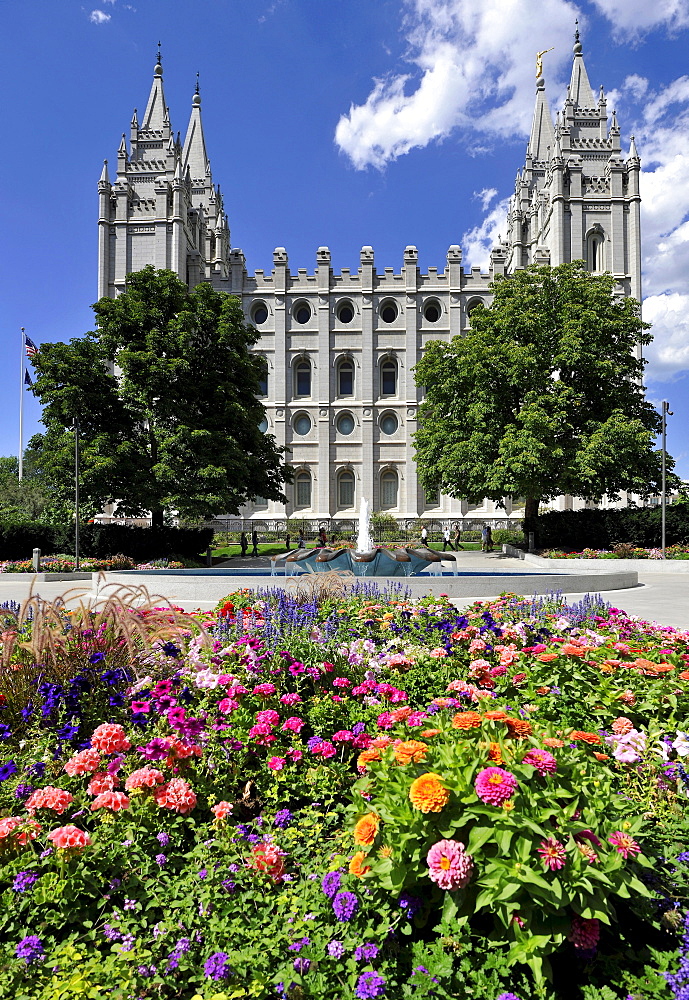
536,47 -> 554,79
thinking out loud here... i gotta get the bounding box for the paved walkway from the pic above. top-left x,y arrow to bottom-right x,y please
0,553 -> 687,628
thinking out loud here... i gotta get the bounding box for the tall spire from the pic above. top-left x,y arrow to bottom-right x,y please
182,73 -> 209,181
142,42 -> 167,131
528,75 -> 556,162
569,21 -> 595,109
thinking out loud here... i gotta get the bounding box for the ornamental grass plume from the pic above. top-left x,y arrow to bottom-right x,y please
474,767 -> 518,806
426,839 -> 474,890
353,812 -> 380,846
409,773 -> 450,813
393,740 -> 428,764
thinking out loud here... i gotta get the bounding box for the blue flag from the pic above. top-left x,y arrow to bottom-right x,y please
24,369 -> 33,387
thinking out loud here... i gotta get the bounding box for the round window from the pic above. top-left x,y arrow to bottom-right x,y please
252,303 -> 268,325
294,414 -> 311,435
337,302 -> 354,324
294,303 -> 311,324
424,301 -> 440,323
337,414 -> 355,435
380,413 -> 398,435
380,301 -> 398,324
258,417 -> 268,433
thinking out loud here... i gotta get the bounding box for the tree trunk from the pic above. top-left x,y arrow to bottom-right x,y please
524,498 -> 540,521
151,509 -> 165,529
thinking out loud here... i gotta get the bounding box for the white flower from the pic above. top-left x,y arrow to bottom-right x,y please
672,731 -> 689,757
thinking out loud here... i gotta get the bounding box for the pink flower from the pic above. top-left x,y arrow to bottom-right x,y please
332,677 -> 351,688
281,716 -> 304,733
255,709 -> 280,728
537,838 -> 567,870
474,767 -> 519,806
332,730 -> 354,742
426,839 -> 474,890
253,683 -> 276,697
522,749 -> 558,775
212,800 -> 233,820
47,825 -> 91,851
406,711 -> 428,727
0,816 -> 41,846
608,831 -> 641,859
25,786 -> 74,816
218,698 -> 239,714
91,723 -> 131,754
268,757 -> 286,771
87,772 -> 117,796
312,741 -> 336,758
280,692 -> 302,706
568,916 -> 600,950
131,701 -> 151,714
91,790 -> 130,812
429,648 -> 447,659
124,767 -> 165,791
248,723 -> 277,745
64,748 -> 102,776
490,665 -> 507,677
288,749 -> 303,762
154,778 -> 197,815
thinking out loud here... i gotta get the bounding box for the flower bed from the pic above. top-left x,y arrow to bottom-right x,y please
0,555 -> 185,573
0,586 -> 687,999
544,546 -> 689,560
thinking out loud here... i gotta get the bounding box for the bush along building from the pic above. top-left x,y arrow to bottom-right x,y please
97,33 -> 642,531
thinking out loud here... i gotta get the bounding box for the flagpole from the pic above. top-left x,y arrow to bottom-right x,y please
19,327 -> 25,481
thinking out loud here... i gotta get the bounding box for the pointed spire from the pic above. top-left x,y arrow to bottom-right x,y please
182,74 -> 209,181
174,156 -> 183,182
118,133 -> 127,156
629,134 -> 639,159
131,108 -> 138,128
610,109 -> 620,134
569,21 -> 596,109
99,159 -> 110,184
528,76 -> 556,162
142,44 -> 168,130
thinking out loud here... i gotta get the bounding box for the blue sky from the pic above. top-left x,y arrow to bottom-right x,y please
2,0 -> 689,478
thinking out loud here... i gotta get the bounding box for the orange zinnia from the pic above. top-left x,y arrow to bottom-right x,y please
504,717 -> 533,738
561,644 -> 587,656
570,730 -> 602,745
536,653 -> 559,662
349,851 -> 371,878
654,664 -> 675,673
353,812 -> 380,846
394,740 -> 429,765
408,773 -> 450,813
484,710 -> 508,721
542,737 -> 565,748
487,742 -> 504,764
420,728 -> 442,738
357,749 -> 382,771
536,686 -> 550,695
593,752 -> 610,761
451,711 -> 482,730
679,670 -> 689,680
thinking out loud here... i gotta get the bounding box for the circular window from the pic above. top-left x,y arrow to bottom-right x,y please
337,414 -> 355,436
380,413 -> 398,435
252,302 -> 268,325
294,302 -> 311,325
258,417 -> 268,433
380,301 -> 398,324
294,414 -> 311,436
424,301 -> 440,323
337,301 -> 354,324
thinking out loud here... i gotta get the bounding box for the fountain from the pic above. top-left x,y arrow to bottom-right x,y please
271,498 -> 447,577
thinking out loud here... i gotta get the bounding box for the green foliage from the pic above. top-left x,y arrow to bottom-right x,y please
370,511 -> 399,542
528,505 -> 689,550
0,521 -> 212,561
413,262 -> 675,516
29,267 -> 290,526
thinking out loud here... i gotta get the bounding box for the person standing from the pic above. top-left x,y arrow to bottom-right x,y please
485,525 -> 493,552
285,532 -> 291,552
442,527 -> 455,551
298,529 -> 306,549
251,529 -> 259,556
318,527 -> 328,547
240,532 -> 248,557
453,525 -> 463,550
421,525 -> 428,546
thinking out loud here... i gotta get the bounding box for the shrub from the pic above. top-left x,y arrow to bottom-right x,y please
492,529 -> 525,546
0,522 -> 213,561
525,506 -> 689,551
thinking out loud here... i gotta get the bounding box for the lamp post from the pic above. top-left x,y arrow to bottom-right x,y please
74,418 -> 81,571
661,400 -> 673,559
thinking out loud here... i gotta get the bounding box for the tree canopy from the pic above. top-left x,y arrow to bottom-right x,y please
29,267 -> 289,526
413,261 -> 674,520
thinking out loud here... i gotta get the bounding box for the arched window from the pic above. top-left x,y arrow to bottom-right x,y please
337,359 -> 354,396
466,298 -> 484,329
380,470 -> 399,510
256,356 -> 268,397
295,471 -> 311,509
295,360 -> 311,397
338,471 -> 355,509
425,488 -> 440,507
380,359 -> 397,397
587,230 -> 605,272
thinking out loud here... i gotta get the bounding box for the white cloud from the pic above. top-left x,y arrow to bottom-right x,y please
591,0 -> 689,35
475,187 -> 498,211
462,196 -> 510,268
643,293 -> 689,379
89,9 -> 111,23
335,0 -> 580,170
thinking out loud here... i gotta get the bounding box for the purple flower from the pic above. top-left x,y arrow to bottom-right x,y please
120,934 -> 136,952
204,951 -> 231,980
293,956 -> 311,973
398,892 -> 422,918
15,935 -> 44,965
198,869 -> 208,880
274,809 -> 293,829
13,872 -> 38,893
88,652 -> 105,664
355,970 -> 386,998
138,738 -> 171,761
0,724 -> 12,740
327,940 -> 345,958
14,782 -> 34,801
156,854 -> 167,866
156,832 -> 170,847
0,760 -> 18,781
307,736 -> 323,751
496,994 -> 523,1000
332,891 -> 358,922
354,943 -> 379,961
103,924 -> 122,942
288,937 -> 310,952
321,871 -> 342,898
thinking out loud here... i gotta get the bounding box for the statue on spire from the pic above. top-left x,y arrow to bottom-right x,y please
536,47 -> 554,79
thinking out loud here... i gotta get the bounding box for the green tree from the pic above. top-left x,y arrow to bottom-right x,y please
413,261 -> 675,521
30,267 -> 289,527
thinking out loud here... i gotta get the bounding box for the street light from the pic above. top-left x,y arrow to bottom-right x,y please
73,418 -> 81,571
661,400 -> 673,559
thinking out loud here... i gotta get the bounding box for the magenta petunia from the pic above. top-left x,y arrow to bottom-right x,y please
474,767 -> 519,806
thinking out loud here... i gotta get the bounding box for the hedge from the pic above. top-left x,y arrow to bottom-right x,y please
0,522 -> 213,562
523,504 -> 689,551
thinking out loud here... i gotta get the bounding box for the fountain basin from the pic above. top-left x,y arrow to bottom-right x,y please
272,546 -> 447,577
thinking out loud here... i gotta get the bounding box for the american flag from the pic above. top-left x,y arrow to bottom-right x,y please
25,335 -> 38,360
24,370 -> 33,387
